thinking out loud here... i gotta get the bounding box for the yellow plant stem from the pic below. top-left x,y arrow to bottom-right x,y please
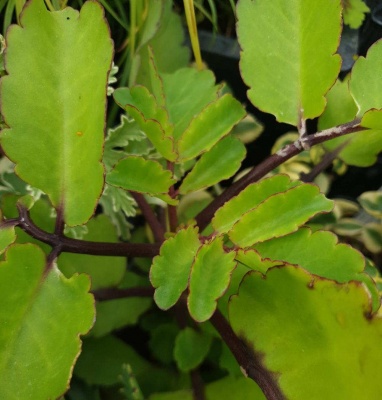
183,0 -> 203,71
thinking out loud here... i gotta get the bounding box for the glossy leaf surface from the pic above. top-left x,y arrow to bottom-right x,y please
113,86 -> 176,160
0,0 -> 113,226
237,0 -> 341,125
179,135 -> 246,194
229,184 -> 333,247
212,174 -> 300,234
177,94 -> 246,161
106,156 -> 177,204
58,215 -> 126,290
0,244 -> 94,399
188,236 -> 236,322
229,266 -> 382,399
174,327 -> 212,372
150,226 -> 200,310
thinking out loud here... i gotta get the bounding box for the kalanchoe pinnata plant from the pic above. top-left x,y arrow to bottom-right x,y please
0,0 -> 381,399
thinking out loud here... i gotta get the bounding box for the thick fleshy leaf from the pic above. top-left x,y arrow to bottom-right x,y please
229,184 -> 333,247
0,0 -> 113,226
161,68 -> 220,140
0,244 -> 94,399
177,94 -> 246,161
229,266 -> 382,399
179,136 -> 246,194
150,226 -> 201,310
318,79 -> 382,167
212,174 -> 300,234
113,86 -> 176,161
237,0 -> 341,125
350,39 -> 382,115
106,156 -> 177,205
332,218 -> 363,237
174,327 -> 212,372
235,249 -> 286,274
358,190 -> 382,219
58,215 -> 126,290
253,228 -> 371,286
0,225 -> 15,254
188,236 -> 236,322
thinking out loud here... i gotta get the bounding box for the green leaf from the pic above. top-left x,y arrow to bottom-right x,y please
161,68 -> 220,141
106,156 -> 177,205
0,225 -> 16,254
212,174 -> 301,234
332,218 -> 363,236
235,249 -> 286,274
150,226 -> 201,310
350,40 -> 382,116
133,1 -> 189,86
237,0 -> 341,125
149,323 -> 179,365
75,335 -> 184,395
254,228 -> 366,283
229,184 -> 333,247
317,77 -> 382,167
58,215 -> 126,290
343,0 -> 370,28
149,376 -> 265,400
0,243 -> 94,399
174,327 -> 212,372
318,77 -> 358,130
179,136 -> 246,194
229,266 -> 382,399
177,94 -> 246,161
113,86 -> 176,161
188,236 -> 236,322
0,0 -> 113,226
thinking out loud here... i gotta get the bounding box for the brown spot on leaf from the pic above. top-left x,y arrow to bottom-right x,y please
76,131 -> 83,136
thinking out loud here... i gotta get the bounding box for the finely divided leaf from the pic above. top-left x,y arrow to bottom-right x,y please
0,244 -> 94,400
177,94 -> 245,161
229,184 -> 333,247
150,226 -> 201,310
188,236 -> 236,322
229,266 -> 382,399
212,174 -> 301,234
0,0 -> 113,226
179,135 -> 246,194
237,0 -> 341,125
106,156 -> 177,205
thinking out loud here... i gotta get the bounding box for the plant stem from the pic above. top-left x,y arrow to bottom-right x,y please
210,310 -> 285,400
15,204 -> 160,258
191,369 -> 206,400
130,191 -> 165,242
195,119 -> 364,231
